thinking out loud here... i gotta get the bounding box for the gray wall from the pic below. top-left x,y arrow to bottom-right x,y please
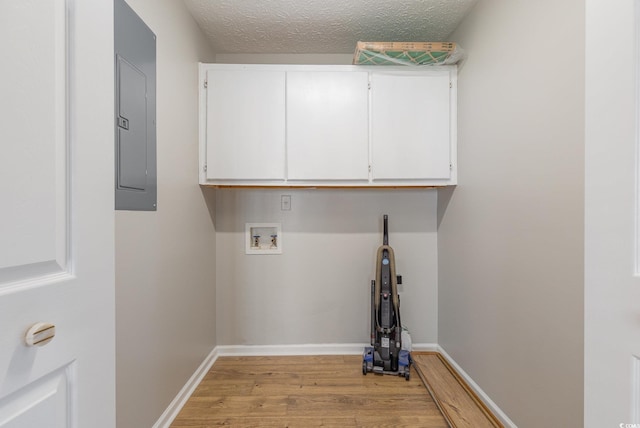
215,188 -> 439,346
114,1 -> 216,427
438,1 -> 585,427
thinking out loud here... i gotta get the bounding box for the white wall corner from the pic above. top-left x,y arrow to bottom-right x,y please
436,346 -> 518,428
152,346 -> 220,428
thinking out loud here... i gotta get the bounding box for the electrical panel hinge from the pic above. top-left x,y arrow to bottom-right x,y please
449,81 -> 452,88
203,164 -> 207,172
204,80 -> 208,89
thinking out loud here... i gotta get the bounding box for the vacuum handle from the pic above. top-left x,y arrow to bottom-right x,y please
383,215 -> 388,245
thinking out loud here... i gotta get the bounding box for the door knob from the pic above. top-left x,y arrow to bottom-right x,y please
25,322 -> 56,347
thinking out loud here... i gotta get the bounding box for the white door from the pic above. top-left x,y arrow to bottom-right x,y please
0,1 -> 115,427
585,0 -> 640,426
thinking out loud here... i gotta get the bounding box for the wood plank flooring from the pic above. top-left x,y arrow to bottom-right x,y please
412,353 -> 503,428
170,355 -> 448,427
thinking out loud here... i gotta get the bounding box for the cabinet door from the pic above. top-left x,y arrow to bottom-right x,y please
371,71 -> 451,180
206,69 -> 285,180
286,71 -> 369,181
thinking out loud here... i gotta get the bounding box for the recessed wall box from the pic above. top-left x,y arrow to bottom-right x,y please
114,0 -> 157,211
245,223 -> 282,255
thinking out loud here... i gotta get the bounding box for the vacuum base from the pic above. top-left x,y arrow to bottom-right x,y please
362,346 -> 411,380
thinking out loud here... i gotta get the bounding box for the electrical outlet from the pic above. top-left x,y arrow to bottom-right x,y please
281,195 -> 291,211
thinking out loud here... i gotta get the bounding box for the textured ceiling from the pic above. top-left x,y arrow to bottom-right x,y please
182,0 -> 477,54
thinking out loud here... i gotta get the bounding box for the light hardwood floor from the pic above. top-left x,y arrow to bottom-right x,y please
170,355 -> 449,427
413,353 -> 503,428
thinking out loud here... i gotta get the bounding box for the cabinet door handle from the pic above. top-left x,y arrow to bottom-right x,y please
25,322 -> 56,347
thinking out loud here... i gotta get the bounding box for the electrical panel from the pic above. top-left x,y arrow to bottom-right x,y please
114,0 -> 157,211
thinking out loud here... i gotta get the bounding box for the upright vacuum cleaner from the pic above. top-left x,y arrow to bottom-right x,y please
363,215 -> 411,380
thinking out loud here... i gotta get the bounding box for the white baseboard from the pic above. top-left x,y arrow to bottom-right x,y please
152,347 -> 220,428
411,343 -> 440,352
214,342 -> 439,356
436,345 -> 518,428
215,342 -> 369,356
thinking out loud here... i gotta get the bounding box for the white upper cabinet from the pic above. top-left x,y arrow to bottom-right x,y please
286,71 -> 369,181
199,64 -> 457,187
370,70 -> 452,181
204,68 -> 286,181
